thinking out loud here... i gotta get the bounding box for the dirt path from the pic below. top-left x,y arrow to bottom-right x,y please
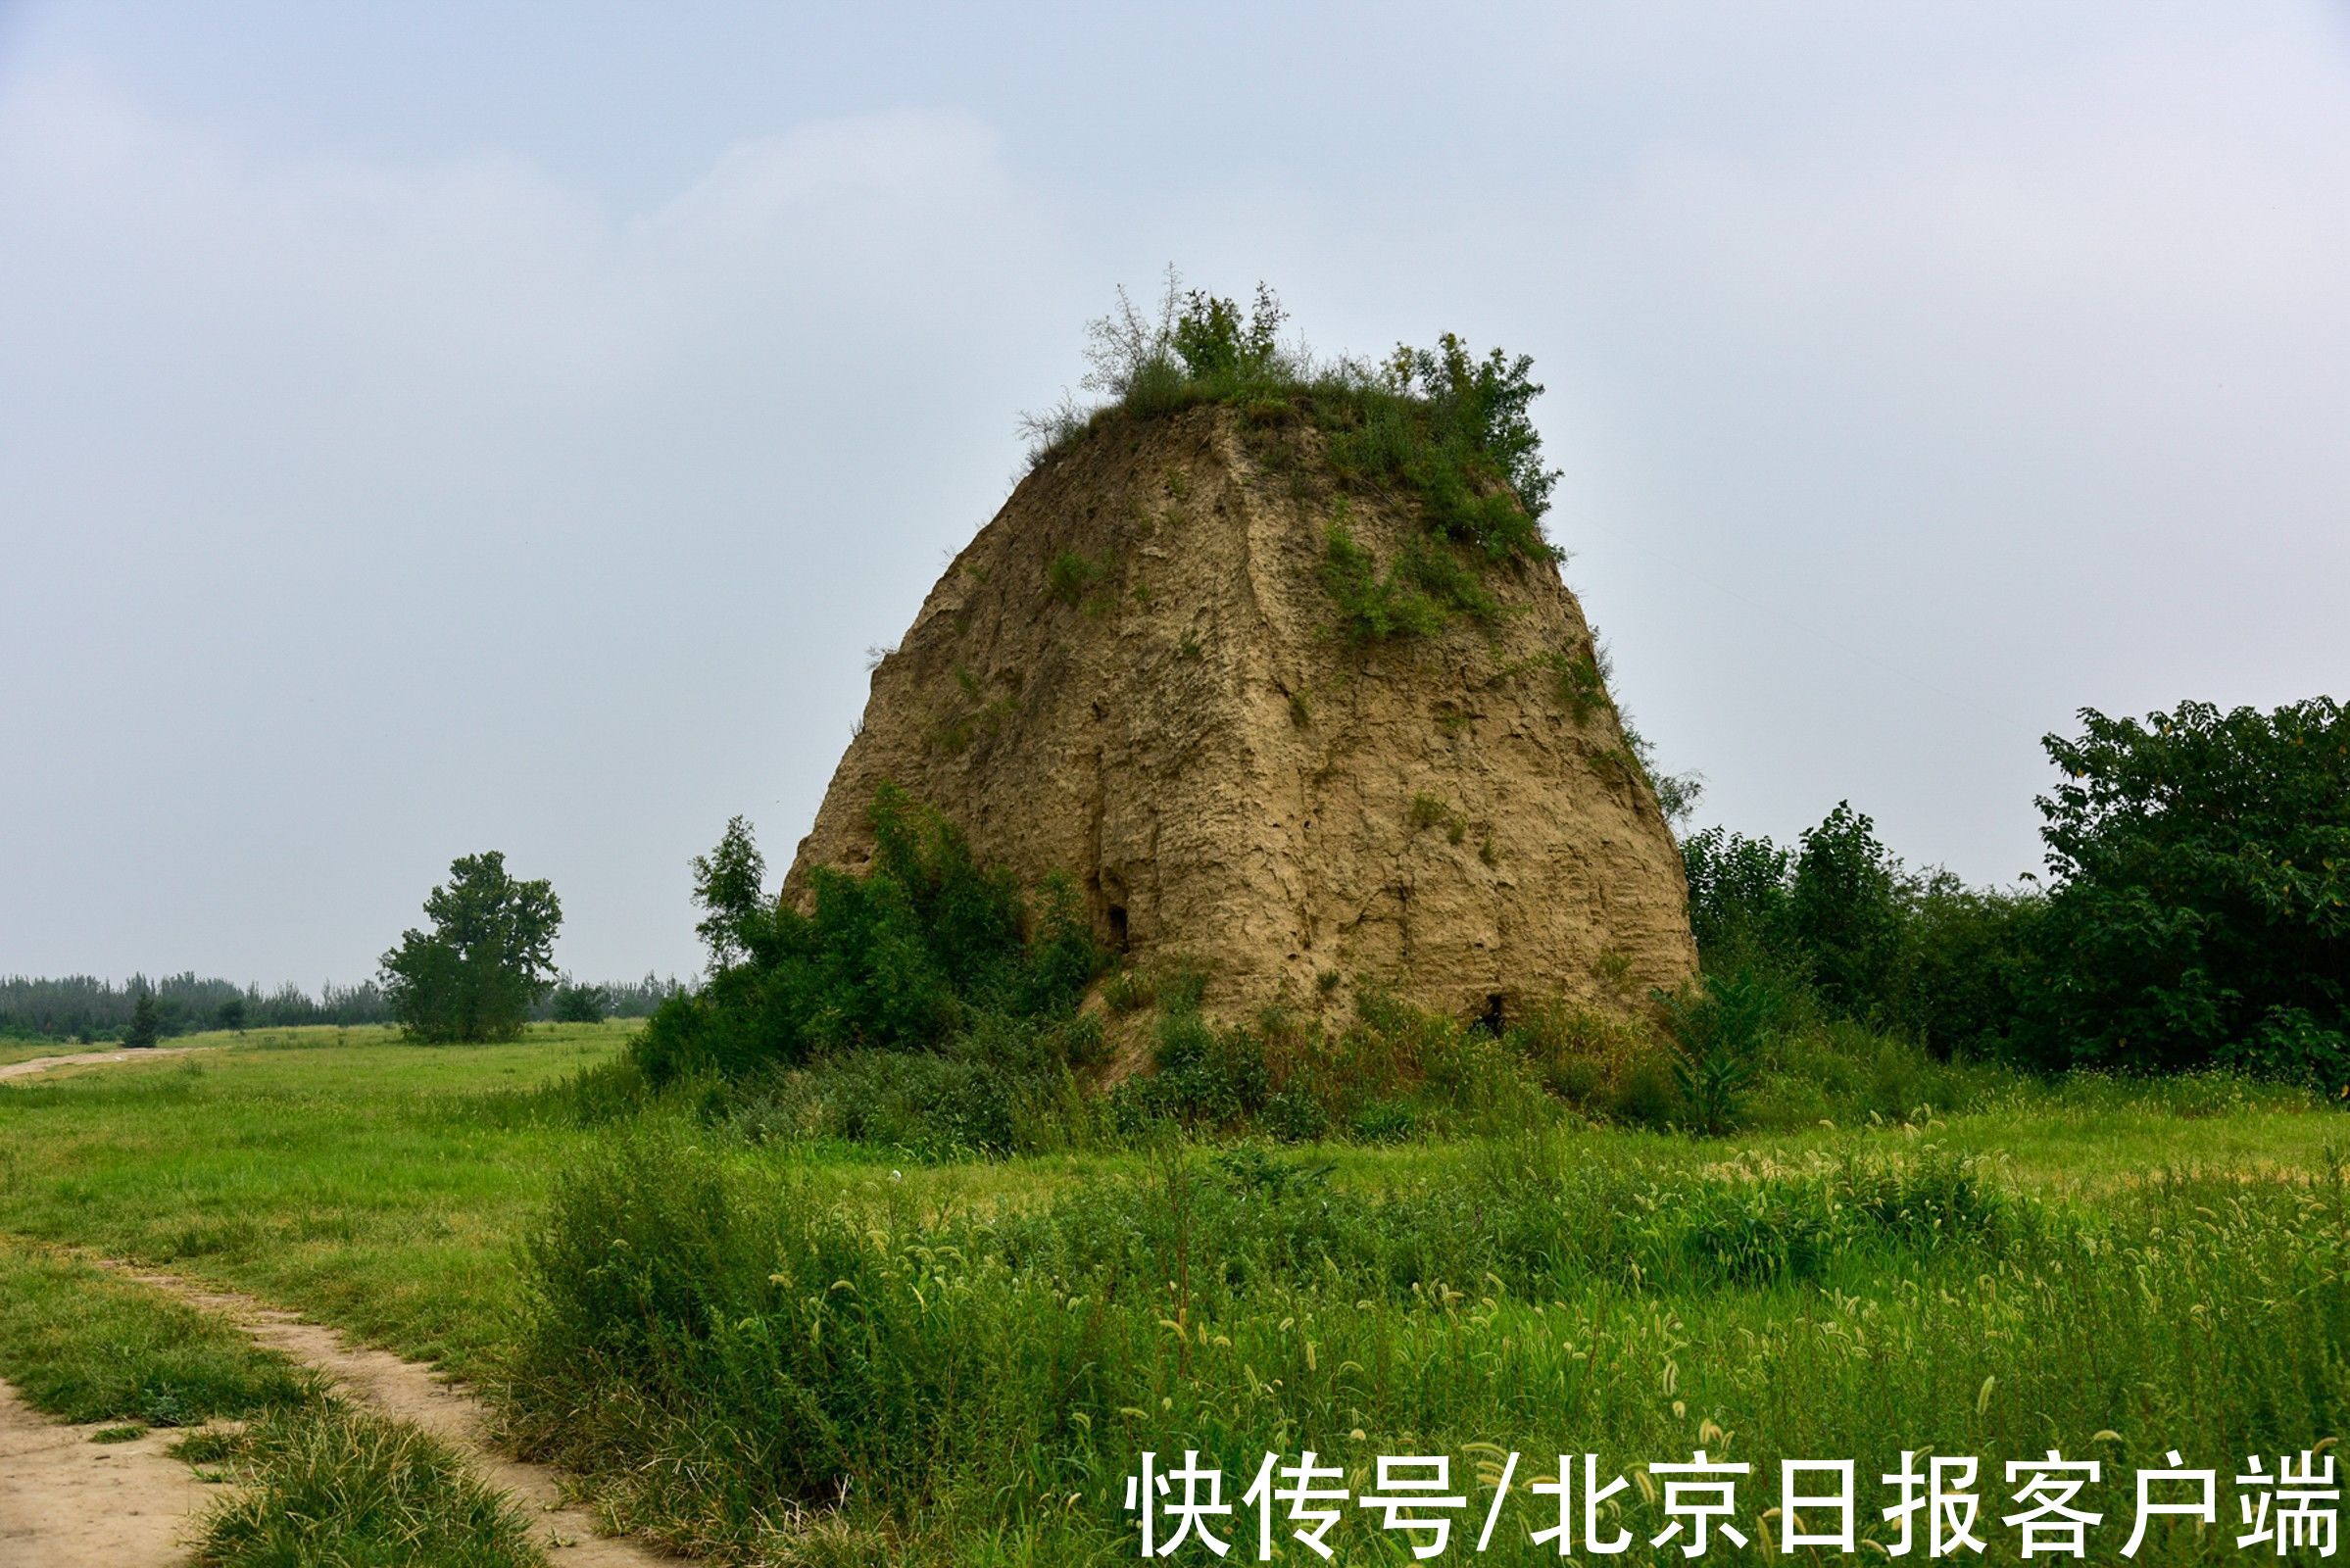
0,1378 -> 209,1568
0,1046 -> 216,1082
112,1267 -> 677,1566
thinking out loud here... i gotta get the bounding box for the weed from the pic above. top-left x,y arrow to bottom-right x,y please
1101,965 -> 1155,1016
171,1428 -> 247,1465
929,664 -> 1020,756
1549,648 -> 1612,725
1321,523 -> 1444,646
1406,791 -> 1468,844
1044,548 -> 1114,614
1656,967 -> 1776,1135
193,1403 -> 547,1568
1321,524 -> 1507,647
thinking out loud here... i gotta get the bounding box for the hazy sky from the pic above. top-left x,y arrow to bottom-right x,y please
4,2 -> 2346,988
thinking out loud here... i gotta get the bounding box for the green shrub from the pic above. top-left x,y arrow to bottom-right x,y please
550,980 -> 609,1024
1654,967 -> 1774,1134
1346,1099 -> 1419,1143
1687,697 -> 2347,1087
1503,996 -> 1666,1114
1609,1051 -> 1685,1129
1110,1008 -> 1271,1132
790,1010 -> 1105,1159
631,788 -> 1105,1086
1789,802 -> 1905,1015
1260,1086 -> 1330,1143
1891,873 -> 2037,1057
1683,808 -> 2039,1064
1682,824 -> 1795,962
1319,522 -> 1444,646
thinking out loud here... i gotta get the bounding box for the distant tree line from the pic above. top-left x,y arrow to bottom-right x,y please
1683,695 -> 2348,1086
0,968 -> 684,1044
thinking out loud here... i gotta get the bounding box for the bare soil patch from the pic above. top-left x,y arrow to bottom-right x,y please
0,1378 -> 209,1568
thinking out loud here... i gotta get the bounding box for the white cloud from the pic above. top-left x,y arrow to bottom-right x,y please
0,72 -> 1073,981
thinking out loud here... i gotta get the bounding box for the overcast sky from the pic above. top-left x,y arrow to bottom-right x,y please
4,2 -> 2345,988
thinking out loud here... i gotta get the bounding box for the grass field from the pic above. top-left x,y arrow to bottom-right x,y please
1,1023 -> 2343,1564
0,1022 -> 633,1374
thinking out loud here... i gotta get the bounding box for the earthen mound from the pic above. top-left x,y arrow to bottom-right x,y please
786,404 -> 1696,1025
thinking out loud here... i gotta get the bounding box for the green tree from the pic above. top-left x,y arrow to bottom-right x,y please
379,853 -> 563,1043
689,815 -> 769,971
551,981 -> 610,1024
2018,698 -> 2349,1080
214,996 -> 248,1033
122,987 -> 163,1050
1788,802 -> 1903,1015
1681,826 -> 1795,964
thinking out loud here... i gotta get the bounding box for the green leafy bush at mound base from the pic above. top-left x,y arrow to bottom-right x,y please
607,783 -> 2029,1154
630,787 -> 1105,1088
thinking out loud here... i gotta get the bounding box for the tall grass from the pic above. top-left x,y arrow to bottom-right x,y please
193,1405 -> 548,1568
505,1128 -> 2345,1563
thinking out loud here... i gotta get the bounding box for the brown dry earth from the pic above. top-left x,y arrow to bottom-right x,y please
788,404 -> 1698,1028
0,1380 -> 211,1568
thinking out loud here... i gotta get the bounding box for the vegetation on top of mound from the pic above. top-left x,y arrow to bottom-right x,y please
1019,270 -> 1562,644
